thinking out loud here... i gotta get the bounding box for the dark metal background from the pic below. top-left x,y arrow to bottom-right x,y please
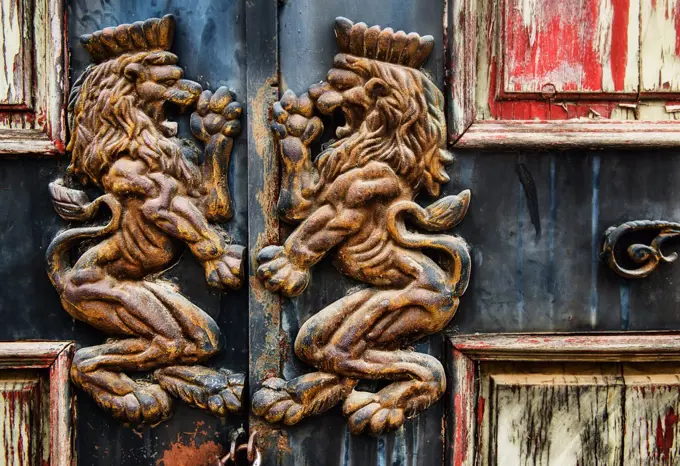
1,0 -> 680,465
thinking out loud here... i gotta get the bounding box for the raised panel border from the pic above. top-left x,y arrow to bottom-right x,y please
0,0 -> 66,155
446,0 -> 680,148
0,341 -> 75,465
446,332 -> 680,466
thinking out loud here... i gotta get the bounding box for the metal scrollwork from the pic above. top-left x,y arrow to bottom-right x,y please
46,15 -> 245,424
252,17 -> 472,435
601,220 -> 680,279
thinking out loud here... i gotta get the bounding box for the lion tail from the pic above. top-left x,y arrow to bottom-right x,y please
46,180 -> 122,293
386,190 -> 472,296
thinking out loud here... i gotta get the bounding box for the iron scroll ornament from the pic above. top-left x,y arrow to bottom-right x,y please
602,220 -> 680,279
46,15 -> 245,425
252,17 -> 472,436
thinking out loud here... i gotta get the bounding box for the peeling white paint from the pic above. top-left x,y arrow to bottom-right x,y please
0,0 -> 25,104
641,0 -> 680,92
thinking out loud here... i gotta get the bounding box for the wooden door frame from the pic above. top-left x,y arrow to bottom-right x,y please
0,341 -> 75,465
447,332 -> 680,466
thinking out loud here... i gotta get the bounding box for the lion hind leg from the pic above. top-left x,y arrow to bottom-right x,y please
71,341 -> 174,425
340,349 -> 446,436
155,365 -> 245,417
252,372 -> 357,425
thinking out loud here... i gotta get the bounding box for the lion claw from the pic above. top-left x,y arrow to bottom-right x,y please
344,390 -> 405,436
191,86 -> 243,144
270,90 -> 323,144
256,246 -> 310,297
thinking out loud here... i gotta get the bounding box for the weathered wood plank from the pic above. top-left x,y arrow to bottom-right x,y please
0,0 -> 31,106
640,0 -> 680,93
0,0 -> 66,155
623,364 -> 680,464
0,374 -> 39,466
245,0 -> 287,464
451,333 -> 680,362
491,369 -> 623,466
449,349 -> 476,466
456,121 -> 680,148
503,0 -> 639,94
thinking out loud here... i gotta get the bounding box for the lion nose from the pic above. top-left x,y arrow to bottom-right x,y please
165,79 -> 202,111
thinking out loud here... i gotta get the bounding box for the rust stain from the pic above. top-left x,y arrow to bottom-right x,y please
157,422 -> 223,466
156,440 -> 223,466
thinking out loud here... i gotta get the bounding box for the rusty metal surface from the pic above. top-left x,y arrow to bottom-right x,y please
602,220 -> 680,279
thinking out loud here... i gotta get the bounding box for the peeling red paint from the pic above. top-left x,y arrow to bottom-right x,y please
477,396 -> 485,425
611,0 -> 630,91
655,407 -> 679,461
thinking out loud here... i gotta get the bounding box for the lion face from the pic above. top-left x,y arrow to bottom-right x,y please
308,53 -> 452,197
67,50 -> 203,187
122,51 -> 202,137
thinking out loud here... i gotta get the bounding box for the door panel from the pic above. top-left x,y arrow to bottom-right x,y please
251,1 -> 448,465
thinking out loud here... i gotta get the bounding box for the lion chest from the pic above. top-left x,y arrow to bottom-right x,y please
119,204 -> 180,272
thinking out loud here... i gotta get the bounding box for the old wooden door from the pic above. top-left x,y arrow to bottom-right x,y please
3,0 -> 680,465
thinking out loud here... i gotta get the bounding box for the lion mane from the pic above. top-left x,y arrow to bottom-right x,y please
67,52 -> 195,189
315,56 -> 453,197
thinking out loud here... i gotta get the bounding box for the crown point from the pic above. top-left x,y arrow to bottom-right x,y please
332,18 -> 434,69
334,17 -> 354,52
80,16 -> 177,63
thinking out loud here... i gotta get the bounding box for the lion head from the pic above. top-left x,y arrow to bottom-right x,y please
67,15 -> 202,189
307,18 -> 452,197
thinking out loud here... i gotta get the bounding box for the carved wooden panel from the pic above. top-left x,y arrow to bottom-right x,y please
448,334 -> 680,466
624,364 -> 680,463
0,342 -> 74,466
486,366 -> 623,466
0,373 -> 41,465
1,0 -> 33,107
0,0 -> 65,154
448,0 -> 680,147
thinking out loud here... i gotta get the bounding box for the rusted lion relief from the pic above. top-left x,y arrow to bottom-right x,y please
253,17 -> 472,435
46,15 -> 245,425
602,220 -> 680,279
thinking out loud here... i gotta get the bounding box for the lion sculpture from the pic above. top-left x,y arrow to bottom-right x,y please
253,17 -> 472,435
47,15 -> 245,425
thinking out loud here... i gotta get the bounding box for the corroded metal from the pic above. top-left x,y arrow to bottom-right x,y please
46,15 -> 245,425
602,220 -> 680,279
252,17 -> 472,436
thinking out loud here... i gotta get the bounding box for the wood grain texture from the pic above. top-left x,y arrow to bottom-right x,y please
491,371 -> 623,466
449,0 -> 680,146
0,374 -> 39,466
449,335 -> 680,466
0,0 -> 66,155
0,0 -> 32,106
449,350 -> 476,466
451,332 -> 680,361
623,364 -> 680,464
503,0 -> 639,95
641,0 -> 680,93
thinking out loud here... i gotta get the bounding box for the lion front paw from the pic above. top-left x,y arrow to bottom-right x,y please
252,378 -> 306,425
343,390 -> 405,436
256,245 -> 310,297
203,244 -> 245,290
190,86 -> 242,144
271,89 -> 323,148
